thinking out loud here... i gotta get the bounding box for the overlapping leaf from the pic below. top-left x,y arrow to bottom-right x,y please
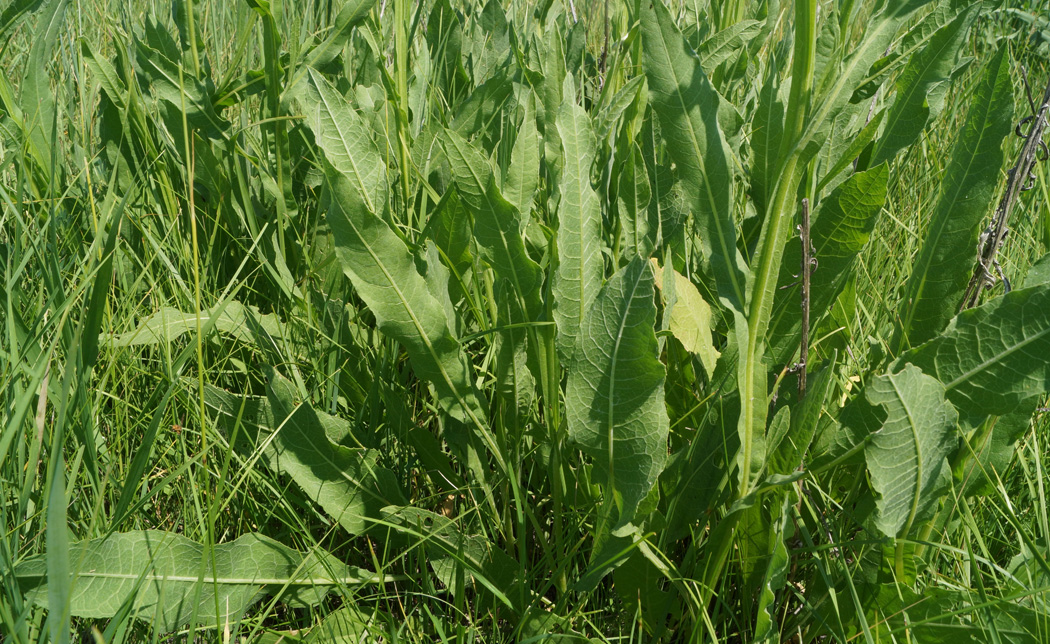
299,70 -> 492,452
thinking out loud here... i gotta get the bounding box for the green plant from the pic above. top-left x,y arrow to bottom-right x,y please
3,0 -> 1050,641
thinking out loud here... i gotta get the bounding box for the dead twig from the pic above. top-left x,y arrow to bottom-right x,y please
960,68 -> 1050,310
798,198 -> 812,399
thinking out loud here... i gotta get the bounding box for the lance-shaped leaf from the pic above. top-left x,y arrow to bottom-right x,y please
619,143 -> 655,260
15,531 -> 381,633
105,301 -> 291,348
553,74 -> 604,360
299,69 -> 388,217
869,5 -> 977,167
565,258 -> 668,524
640,0 -> 747,312
897,283 -> 1050,422
442,129 -> 542,316
300,73 -> 492,455
750,62 -> 786,216
502,93 -> 540,221
320,167 -> 493,452
864,364 -> 958,538
895,47 -> 1013,349
696,20 -> 762,75
753,495 -> 790,644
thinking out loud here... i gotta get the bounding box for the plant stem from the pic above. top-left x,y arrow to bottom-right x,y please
704,0 -> 817,610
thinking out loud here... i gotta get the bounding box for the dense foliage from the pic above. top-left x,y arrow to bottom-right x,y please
2,0 -> 1050,641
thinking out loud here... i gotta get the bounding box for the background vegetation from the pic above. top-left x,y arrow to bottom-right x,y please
2,0 -> 1050,641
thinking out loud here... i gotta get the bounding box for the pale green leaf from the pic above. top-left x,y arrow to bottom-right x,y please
553,74 -> 604,359
105,301 -> 290,349
15,531 -> 380,633
650,258 -> 719,377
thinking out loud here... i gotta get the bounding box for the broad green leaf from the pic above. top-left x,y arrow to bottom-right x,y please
264,370 -> 406,533
303,606 -> 381,643
534,26 -> 566,178
864,364 -> 958,538
618,144 -> 654,260
1022,252 -> 1050,288
300,0 -> 379,71
696,20 -> 762,75
442,129 -> 542,315
450,76 -> 513,140
895,47 -> 1013,349
650,258 -> 719,377
768,165 -> 889,365
299,69 -> 388,217
897,283 -> 1050,422
15,531 -> 380,633
641,0 -> 747,312
553,74 -> 604,360
816,110 -> 884,191
502,93 -> 540,220
593,75 -> 645,143
957,397 -> 1038,497
378,506 -> 519,612
105,301 -> 290,349
302,77 -> 492,456
870,6 -> 977,167
845,582 -> 1048,644
565,257 -> 668,524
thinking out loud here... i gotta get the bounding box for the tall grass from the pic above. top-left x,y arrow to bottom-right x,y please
2,0 -> 1050,642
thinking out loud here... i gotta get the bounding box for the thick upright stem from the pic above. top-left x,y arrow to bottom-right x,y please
705,0 -> 817,610
739,0 -> 816,500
